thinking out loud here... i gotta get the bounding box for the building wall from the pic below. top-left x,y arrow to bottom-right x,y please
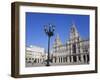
25,46 -> 46,66
52,23 -> 89,65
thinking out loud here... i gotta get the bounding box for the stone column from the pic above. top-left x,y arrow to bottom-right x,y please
58,57 -> 60,63
76,55 -> 79,63
54,57 -> 56,63
85,54 -> 87,63
80,43 -> 83,54
57,56 -> 59,63
71,56 -> 74,63
81,54 -> 84,63
67,56 -> 70,64
60,57 -> 62,63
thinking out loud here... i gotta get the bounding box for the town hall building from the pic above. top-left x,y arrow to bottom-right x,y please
51,23 -> 89,65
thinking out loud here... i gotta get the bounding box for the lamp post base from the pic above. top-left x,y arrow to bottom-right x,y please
46,59 -> 50,66
46,64 -> 50,66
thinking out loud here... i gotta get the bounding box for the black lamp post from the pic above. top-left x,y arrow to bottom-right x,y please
44,24 -> 55,66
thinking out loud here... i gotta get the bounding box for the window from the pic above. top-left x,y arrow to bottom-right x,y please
73,44 -> 76,53
32,58 -> 34,60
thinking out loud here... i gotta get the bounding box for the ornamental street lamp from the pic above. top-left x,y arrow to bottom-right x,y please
44,24 -> 55,66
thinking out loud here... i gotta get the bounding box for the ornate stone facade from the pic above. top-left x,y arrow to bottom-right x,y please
51,23 -> 89,65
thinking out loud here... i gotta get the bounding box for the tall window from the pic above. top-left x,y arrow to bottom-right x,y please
73,44 -> 76,53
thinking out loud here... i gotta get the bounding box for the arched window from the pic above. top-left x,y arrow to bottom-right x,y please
73,44 -> 76,53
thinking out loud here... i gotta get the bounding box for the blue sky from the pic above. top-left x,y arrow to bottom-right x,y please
26,12 -> 89,50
